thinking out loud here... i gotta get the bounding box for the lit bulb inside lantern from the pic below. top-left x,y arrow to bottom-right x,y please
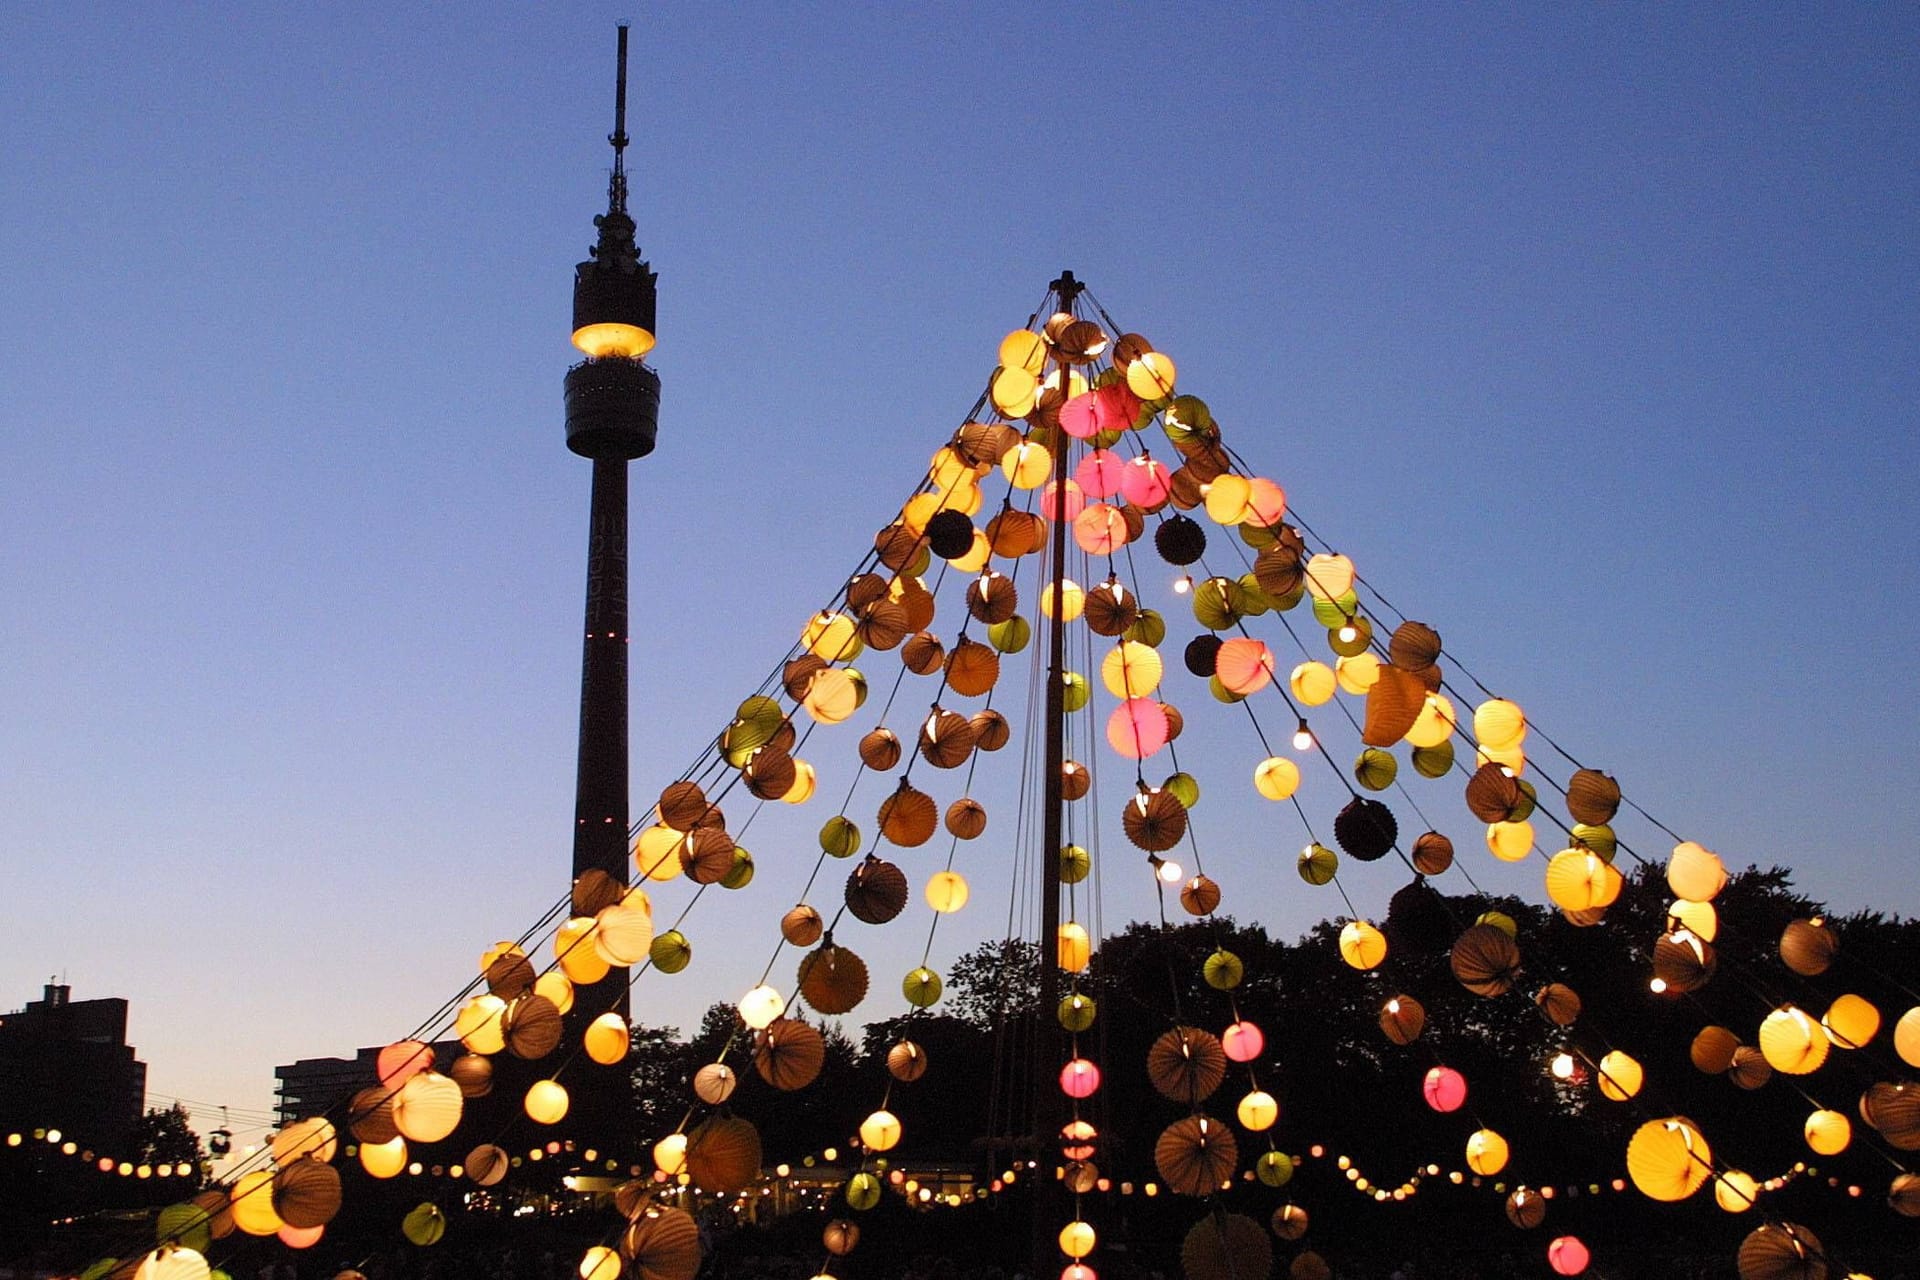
1173,575 -> 1192,595
1551,1053 -> 1575,1080
1648,977 -> 1669,994
1338,621 -> 1359,644
1292,718 -> 1314,752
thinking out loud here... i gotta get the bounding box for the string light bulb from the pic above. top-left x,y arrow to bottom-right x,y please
1551,1052 -> 1576,1080
1152,855 -> 1184,884
1292,717 -> 1314,752
1173,574 -> 1192,595
1337,619 -> 1360,644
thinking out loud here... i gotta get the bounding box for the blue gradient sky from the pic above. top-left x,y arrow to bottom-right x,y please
2,6 -> 1915,1151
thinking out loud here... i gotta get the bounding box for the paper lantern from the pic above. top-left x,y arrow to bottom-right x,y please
524,1079 -> 569,1125
1715,1170 -> 1759,1213
1100,641 -> 1163,699
1729,1045 -> 1772,1090
1668,841 -> 1728,903
1822,994 -> 1879,1049
581,1247 -> 622,1280
844,1171 -> 883,1210
1451,924 -> 1522,998
1339,921 -> 1388,971
1122,787 -> 1188,852
1182,1214 -> 1269,1280
1270,1203 -> 1309,1240
903,966 -> 944,1008
229,1170 -> 283,1237
1547,1236 -> 1589,1276
504,994 -> 564,1060
1486,821 -> 1534,862
392,1072 -> 462,1144
1735,1222 -> 1825,1280
823,1219 -> 861,1256
277,1225 -> 323,1250
1627,1118 -> 1712,1201
687,1115 -> 762,1193
1154,1114 -> 1237,1197
358,1137 -> 407,1179
1125,351 -> 1176,400
1421,1065 -> 1468,1113
156,1202 -> 216,1255
1297,844 -> 1338,885
1203,948 -> 1244,990
398,1203 -> 444,1248
1690,1026 -> 1740,1074
1533,983 -> 1580,1028
1237,1090 -> 1279,1131
1254,756 -> 1301,801
465,1144 -> 508,1187
1759,1007 -> 1830,1075
1890,1172 -> 1920,1216
1506,1188 -> 1546,1229
1148,1027 -> 1227,1103
557,916 -> 613,983
271,1159 -> 342,1231
755,1018 -> 826,1090
1596,1051 -> 1643,1101
1058,922 -> 1092,972
1380,996 -> 1425,1045
270,1117 -> 337,1167
376,1041 -> 434,1087
623,1208 -> 702,1280
1804,1109 -> 1851,1155
1212,637 -> 1275,695
1060,1058 -> 1101,1099
1181,874 -> 1222,916
1896,1006 -> 1920,1068
1334,797 -> 1397,862
1289,661 -> 1337,706
1335,653 -> 1381,696
1669,898 -> 1718,941
1654,929 -> 1717,993
1780,918 -> 1838,976
1474,699 -> 1527,749
1222,1020 -> 1265,1062
635,825 -> 685,882
845,856 -> 910,923
584,1012 -> 630,1065
1302,553 -> 1355,601
1466,1129 -> 1509,1175
134,1249 -> 211,1280
1411,831 -> 1455,875
1404,693 -> 1458,748
1353,749 -> 1397,792
652,1132 -> 688,1176
1544,849 -> 1623,912
1059,1221 -> 1097,1260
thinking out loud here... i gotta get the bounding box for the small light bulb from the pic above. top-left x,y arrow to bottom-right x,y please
1173,575 -> 1192,595
1157,859 -> 1184,884
1292,717 -> 1314,751
1551,1053 -> 1575,1080
1648,977 -> 1668,994
1337,621 -> 1359,643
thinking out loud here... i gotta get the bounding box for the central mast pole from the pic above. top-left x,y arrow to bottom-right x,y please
1032,269 -> 1084,1274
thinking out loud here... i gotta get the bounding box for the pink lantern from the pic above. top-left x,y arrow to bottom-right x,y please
1040,479 -> 1085,523
1063,1266 -> 1098,1280
1215,638 -> 1276,696
1547,1236 -> 1589,1276
1094,382 -> 1140,431
1060,391 -> 1101,439
1074,504 -> 1130,556
1222,1020 -> 1266,1062
1244,477 -> 1287,527
1075,449 -> 1125,499
1060,1058 -> 1102,1099
278,1223 -> 326,1249
1119,454 -> 1172,507
1422,1065 -> 1467,1113
376,1040 -> 433,1086
1106,699 -> 1170,760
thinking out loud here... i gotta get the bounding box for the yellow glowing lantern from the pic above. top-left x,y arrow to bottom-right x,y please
801,611 -> 863,663
1473,699 -> 1527,749
925,870 -> 970,914
1058,922 -> 1092,973
1669,898 -> 1718,942
1596,1051 -> 1643,1101
1474,742 -> 1526,774
1404,694 -> 1457,748
1804,1109 -> 1851,1155
393,1072 -> 463,1144
1895,1006 -> 1920,1068
635,823 -> 686,882
1486,821 -> 1535,863
1101,641 -> 1163,699
1302,553 -> 1356,601
580,1245 -> 623,1280
524,1080 -> 569,1125
1758,1007 -> 1829,1075
738,985 -> 786,1030
534,970 -> 574,1015
1339,921 -> 1388,971
803,668 -> 861,724
359,1136 -> 407,1179
859,1110 -> 902,1152
782,759 -> 818,805
1335,652 -> 1380,694
992,366 -> 1041,418
593,903 -> 654,966
1667,842 -> 1727,903
456,995 -> 508,1055
555,917 -> 611,984
584,1012 -> 630,1065
1822,994 -> 1879,1049
1237,1091 -> 1279,1132
1715,1170 -> 1758,1213
1125,351 -> 1176,400
951,531 -> 992,573
1289,661 -> 1337,706
230,1169 -> 283,1237
1465,1129 -> 1509,1176
1545,849 -> 1624,912
1626,1118 -> 1712,1201
1040,579 -> 1086,622
1203,474 -> 1252,526
653,1132 -> 689,1176
270,1116 -> 338,1166
1254,756 -> 1301,801
1003,441 -> 1052,489
928,445 -> 980,492
1001,328 -> 1048,376
135,1248 -> 212,1280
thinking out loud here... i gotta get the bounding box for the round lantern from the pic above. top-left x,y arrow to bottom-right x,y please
858,1110 -> 901,1153
1627,1118 -> 1712,1201
1237,1090 -> 1279,1132
456,995 -> 508,1055
1758,1007 -> 1829,1075
584,1012 -> 630,1065
1486,821 -> 1534,862
1667,841 -> 1727,903
1596,1051 -> 1643,1101
580,1247 -> 622,1280
1058,923 -> 1092,972
392,1072 -> 462,1144
1466,1128 -> 1509,1175
1060,1059 -> 1101,1099
1289,662 -> 1337,706
229,1170 -> 283,1237
738,984 -> 786,1030
1339,921 -> 1387,971
1254,756 -> 1301,801
1804,1109 -> 1851,1155
1822,994 -> 1879,1049
1423,1067 -> 1467,1113
358,1137 -> 407,1179
1059,1221 -> 1096,1260
1222,1021 -> 1265,1062
1547,1236 -> 1589,1276
1897,1006 -> 1920,1068
1715,1170 -> 1759,1213
524,1079 -> 569,1125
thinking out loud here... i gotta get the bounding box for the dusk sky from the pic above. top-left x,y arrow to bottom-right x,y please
3,7 -> 1915,1155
